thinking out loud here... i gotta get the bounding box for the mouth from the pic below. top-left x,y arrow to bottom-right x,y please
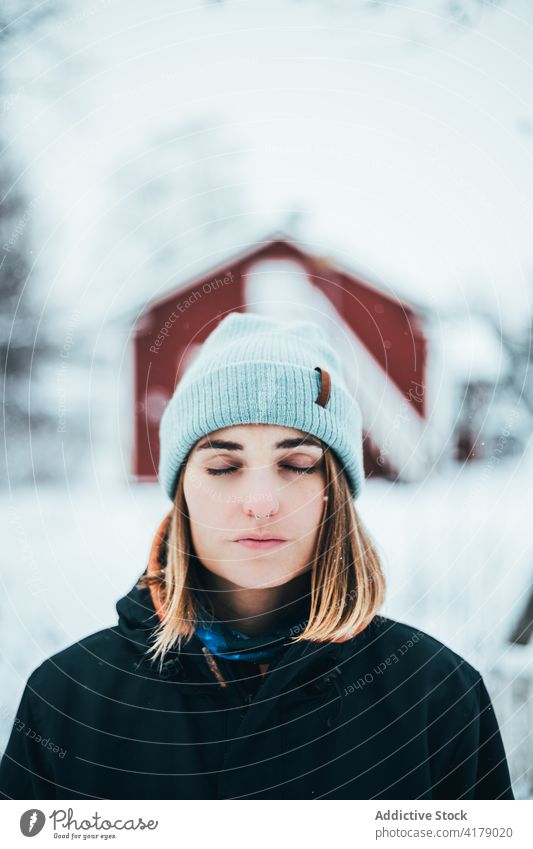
233,538 -> 287,551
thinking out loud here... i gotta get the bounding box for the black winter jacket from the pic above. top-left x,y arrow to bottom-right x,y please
0,528 -> 514,800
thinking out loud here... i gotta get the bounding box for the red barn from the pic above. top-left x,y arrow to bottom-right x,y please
132,231 -> 432,486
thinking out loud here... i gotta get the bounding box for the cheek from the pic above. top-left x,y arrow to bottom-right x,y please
183,470 -> 230,544
293,471 -> 326,500
287,482 -> 326,543
184,465 -> 217,514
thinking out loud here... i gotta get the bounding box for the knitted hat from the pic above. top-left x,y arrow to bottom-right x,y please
158,311 -> 364,500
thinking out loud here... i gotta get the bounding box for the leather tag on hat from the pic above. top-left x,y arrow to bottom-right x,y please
314,366 -> 331,407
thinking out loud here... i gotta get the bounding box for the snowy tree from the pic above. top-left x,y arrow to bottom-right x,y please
105,118 -> 247,316
0,1 -> 65,486
207,0 -> 505,42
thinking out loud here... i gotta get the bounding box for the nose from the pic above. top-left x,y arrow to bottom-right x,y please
242,490 -> 279,520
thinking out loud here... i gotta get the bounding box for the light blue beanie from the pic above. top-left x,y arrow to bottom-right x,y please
159,311 -> 365,500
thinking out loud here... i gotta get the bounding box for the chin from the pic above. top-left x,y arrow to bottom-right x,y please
225,565 -> 302,590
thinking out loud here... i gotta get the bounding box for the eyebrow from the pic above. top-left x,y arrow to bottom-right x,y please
194,436 -> 324,453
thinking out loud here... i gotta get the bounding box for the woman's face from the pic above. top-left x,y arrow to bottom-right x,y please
183,424 -> 327,590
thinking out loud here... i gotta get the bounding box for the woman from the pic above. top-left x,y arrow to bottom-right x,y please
0,312 -> 514,800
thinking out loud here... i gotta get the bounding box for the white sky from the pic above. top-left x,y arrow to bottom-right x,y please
4,0 -> 533,332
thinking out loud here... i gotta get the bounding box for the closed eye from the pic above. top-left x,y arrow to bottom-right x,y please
206,464 -> 318,476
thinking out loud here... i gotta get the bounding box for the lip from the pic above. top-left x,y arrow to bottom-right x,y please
233,538 -> 287,551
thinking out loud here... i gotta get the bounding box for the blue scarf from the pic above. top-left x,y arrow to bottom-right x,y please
194,599 -> 310,664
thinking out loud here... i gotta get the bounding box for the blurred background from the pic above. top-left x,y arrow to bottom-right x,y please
1,0 -> 532,797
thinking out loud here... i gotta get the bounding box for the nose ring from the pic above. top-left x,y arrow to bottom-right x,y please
248,509 -> 272,519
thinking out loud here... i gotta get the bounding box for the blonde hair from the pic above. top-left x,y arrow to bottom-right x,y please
138,443 -> 386,668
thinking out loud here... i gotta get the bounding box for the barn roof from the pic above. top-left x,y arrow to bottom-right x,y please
127,228 -> 431,330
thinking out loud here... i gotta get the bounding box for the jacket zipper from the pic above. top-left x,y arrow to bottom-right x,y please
201,647 -> 255,716
239,691 -> 253,720
216,656 -> 257,718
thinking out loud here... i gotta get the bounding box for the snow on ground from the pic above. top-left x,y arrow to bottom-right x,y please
1,448 -> 532,795
0,480 -> 169,747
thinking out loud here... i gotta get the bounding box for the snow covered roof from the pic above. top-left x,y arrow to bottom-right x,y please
438,315 -> 509,383
114,227 -> 429,329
